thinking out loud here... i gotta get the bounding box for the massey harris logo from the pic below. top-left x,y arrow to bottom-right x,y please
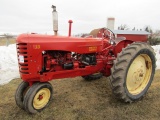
89,46 -> 97,51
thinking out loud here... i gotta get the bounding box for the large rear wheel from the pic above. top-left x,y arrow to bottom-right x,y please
110,42 -> 156,102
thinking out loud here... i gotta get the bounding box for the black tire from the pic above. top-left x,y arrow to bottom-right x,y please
110,42 -> 156,103
15,81 -> 29,109
82,72 -> 103,81
23,82 -> 53,114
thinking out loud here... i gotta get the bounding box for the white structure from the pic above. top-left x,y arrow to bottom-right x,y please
107,17 -> 115,30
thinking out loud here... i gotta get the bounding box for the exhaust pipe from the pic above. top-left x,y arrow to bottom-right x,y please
51,5 -> 58,35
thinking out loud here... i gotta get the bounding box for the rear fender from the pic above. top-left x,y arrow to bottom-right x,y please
114,40 -> 133,57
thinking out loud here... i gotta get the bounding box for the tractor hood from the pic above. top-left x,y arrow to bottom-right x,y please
17,34 -> 103,54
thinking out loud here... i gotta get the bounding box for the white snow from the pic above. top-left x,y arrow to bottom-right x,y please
0,44 -> 19,85
152,45 -> 160,70
0,44 -> 160,85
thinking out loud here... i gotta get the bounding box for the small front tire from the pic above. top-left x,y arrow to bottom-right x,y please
15,81 -> 29,109
23,82 -> 53,114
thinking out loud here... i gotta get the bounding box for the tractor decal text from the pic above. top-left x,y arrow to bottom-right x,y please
89,46 -> 97,51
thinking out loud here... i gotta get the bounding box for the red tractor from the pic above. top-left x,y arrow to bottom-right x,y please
15,6 -> 156,114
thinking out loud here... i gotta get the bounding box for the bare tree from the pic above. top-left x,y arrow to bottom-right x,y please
144,26 -> 160,45
118,24 -> 129,30
144,26 -> 153,33
132,27 -> 136,31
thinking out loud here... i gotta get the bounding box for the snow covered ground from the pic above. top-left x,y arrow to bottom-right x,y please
0,44 -> 160,85
152,45 -> 160,69
0,44 -> 19,85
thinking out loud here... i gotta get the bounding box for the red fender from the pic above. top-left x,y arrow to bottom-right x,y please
114,40 -> 133,57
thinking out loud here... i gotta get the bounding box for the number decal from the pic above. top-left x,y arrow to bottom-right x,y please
33,45 -> 40,49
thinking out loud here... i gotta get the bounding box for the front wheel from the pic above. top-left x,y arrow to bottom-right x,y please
110,42 -> 156,103
23,82 -> 53,114
15,81 -> 29,109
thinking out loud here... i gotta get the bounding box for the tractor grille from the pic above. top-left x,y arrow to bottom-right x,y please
16,43 -> 29,74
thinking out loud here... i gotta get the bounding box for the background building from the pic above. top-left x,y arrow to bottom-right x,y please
107,17 -> 115,30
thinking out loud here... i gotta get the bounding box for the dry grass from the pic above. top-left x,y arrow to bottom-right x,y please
0,70 -> 160,120
0,39 -> 16,46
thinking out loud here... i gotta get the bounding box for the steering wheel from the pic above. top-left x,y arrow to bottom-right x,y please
103,27 -> 116,40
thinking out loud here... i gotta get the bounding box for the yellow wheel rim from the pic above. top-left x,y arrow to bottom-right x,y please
33,88 -> 51,109
126,54 -> 152,95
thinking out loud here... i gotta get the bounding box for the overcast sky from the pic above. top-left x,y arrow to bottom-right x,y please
0,0 -> 160,35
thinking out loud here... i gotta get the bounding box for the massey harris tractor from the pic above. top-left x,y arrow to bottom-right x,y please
15,6 -> 156,114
